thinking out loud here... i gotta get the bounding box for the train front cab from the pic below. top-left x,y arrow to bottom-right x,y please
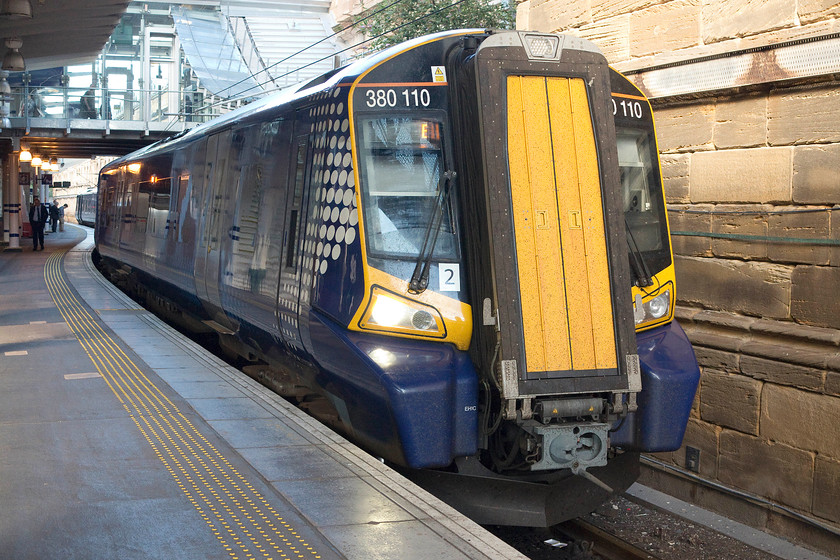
457,35 -> 699,459
318,32 -> 698,483
458,32 -> 641,471
422,32 -> 700,524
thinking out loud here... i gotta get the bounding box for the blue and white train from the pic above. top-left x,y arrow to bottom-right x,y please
94,29 -> 700,526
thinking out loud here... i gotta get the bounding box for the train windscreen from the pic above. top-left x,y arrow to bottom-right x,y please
356,116 -> 458,260
612,93 -> 671,275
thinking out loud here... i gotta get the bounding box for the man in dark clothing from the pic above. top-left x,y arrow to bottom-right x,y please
49,202 -> 59,232
29,197 -> 48,251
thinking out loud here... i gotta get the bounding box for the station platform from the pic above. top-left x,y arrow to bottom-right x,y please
0,225 -> 527,560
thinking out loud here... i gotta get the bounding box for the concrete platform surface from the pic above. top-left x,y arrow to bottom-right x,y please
0,226 -> 526,560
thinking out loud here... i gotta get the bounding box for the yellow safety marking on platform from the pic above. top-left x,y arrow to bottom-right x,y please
42,251 -> 323,560
5,350 -> 28,356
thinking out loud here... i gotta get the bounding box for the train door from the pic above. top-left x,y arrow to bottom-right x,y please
97,170 -> 119,247
116,170 -> 134,249
506,75 -> 619,380
471,37 -> 638,406
195,130 -> 234,327
275,114 -> 312,348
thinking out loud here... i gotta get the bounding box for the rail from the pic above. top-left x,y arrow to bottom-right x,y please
554,519 -> 661,560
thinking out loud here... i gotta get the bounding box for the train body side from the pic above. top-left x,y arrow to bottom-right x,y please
94,33 -> 480,467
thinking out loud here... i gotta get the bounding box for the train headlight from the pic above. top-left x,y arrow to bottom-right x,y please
370,294 -> 409,327
634,288 -> 672,329
367,348 -> 397,368
360,286 -> 446,338
524,34 -> 560,59
648,292 -> 669,319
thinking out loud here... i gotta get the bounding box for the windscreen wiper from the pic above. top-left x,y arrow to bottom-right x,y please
409,170 -> 457,294
625,218 -> 654,288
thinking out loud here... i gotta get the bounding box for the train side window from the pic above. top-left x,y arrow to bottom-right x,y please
201,131 -> 232,250
168,175 -> 181,240
102,173 -> 117,227
173,174 -> 192,243
112,174 -> 126,232
147,179 -> 171,239
122,182 -> 134,234
285,142 -> 306,269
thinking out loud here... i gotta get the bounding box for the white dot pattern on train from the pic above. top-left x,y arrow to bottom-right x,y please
305,88 -> 357,288
279,88 -> 359,343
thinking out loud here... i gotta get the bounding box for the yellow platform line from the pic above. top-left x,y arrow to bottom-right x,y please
44,251 -> 323,560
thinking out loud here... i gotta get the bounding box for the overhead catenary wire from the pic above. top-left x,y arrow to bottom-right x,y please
161,0 -> 410,132
213,0 -> 411,100
195,0 -> 473,114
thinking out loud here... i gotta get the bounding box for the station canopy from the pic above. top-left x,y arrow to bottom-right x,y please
174,0 -> 341,99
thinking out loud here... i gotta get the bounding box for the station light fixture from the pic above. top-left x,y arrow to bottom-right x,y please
2,37 -> 25,72
30,154 -> 42,168
19,142 -> 31,162
0,0 -> 33,18
49,157 -> 58,172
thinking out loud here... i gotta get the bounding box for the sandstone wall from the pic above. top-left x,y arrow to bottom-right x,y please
516,0 -> 840,541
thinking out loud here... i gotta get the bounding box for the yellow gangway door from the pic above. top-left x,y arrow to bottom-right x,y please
507,75 -> 617,378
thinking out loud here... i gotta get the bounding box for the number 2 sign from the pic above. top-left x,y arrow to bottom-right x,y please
439,263 -> 460,292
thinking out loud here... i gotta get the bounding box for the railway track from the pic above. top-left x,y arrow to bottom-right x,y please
553,518 -> 661,560
484,516 -> 661,560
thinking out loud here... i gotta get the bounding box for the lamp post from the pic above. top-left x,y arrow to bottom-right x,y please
4,150 -> 22,251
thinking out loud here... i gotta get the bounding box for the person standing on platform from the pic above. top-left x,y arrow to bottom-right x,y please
49,202 -> 59,233
80,86 -> 97,119
58,203 -> 68,232
29,197 -> 47,251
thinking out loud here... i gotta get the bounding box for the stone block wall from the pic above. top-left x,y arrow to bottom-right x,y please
665,309 -> 840,530
515,0 -> 840,542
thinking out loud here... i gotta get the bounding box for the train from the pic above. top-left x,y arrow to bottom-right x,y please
76,191 -> 97,227
92,29 -> 700,526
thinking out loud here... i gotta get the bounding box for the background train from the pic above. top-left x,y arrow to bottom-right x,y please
92,29 -> 700,526
76,192 -> 96,227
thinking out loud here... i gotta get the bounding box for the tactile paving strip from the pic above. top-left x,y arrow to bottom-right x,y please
44,249 -> 326,560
